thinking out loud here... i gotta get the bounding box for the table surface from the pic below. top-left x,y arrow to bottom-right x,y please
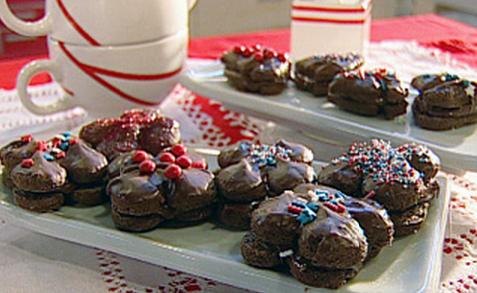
0,14 -> 476,293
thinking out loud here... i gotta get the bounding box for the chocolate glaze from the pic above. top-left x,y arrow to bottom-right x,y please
298,205 -> 367,269
137,117 -> 181,155
11,152 -> 67,193
216,159 -> 267,202
411,73 -> 460,92
60,141 -> 108,184
0,139 -> 38,170
107,170 -> 166,216
275,139 -> 314,163
318,161 -> 362,196
265,159 -> 315,196
294,183 -> 393,258
251,191 -> 305,246
107,151 -> 154,179
221,46 -> 290,95
166,168 -> 216,212
217,141 -> 252,168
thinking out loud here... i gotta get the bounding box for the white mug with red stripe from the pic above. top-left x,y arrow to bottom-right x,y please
16,31 -> 187,118
0,0 -> 197,46
291,0 -> 371,60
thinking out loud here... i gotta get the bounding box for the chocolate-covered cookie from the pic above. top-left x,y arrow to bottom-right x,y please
294,53 -> 363,97
412,79 -> 477,130
411,73 -> 460,92
0,135 -> 38,171
396,143 -> 440,183
294,183 -> 393,260
328,69 -> 409,119
59,139 -> 108,184
108,170 -> 166,216
221,45 -> 290,95
80,109 -> 181,159
216,140 -> 315,229
11,152 -> 67,193
107,146 -> 216,231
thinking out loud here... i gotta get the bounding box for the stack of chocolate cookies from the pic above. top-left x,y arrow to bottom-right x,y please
411,73 -> 477,130
241,184 -> 393,289
107,144 -> 217,232
319,139 -> 440,237
328,69 -> 409,119
221,44 -> 291,95
215,140 -> 316,230
80,109 -> 181,160
294,53 -> 364,97
0,133 -> 109,212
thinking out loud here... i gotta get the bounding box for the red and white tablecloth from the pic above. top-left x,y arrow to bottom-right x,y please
0,14 -> 476,293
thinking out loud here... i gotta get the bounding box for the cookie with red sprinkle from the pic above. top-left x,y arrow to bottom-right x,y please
79,109 -> 181,159
221,44 -> 290,95
106,145 -> 217,232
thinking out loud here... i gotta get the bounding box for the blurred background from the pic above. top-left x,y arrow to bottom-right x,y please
1,0 -> 476,59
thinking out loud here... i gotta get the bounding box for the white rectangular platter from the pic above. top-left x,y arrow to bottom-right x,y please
180,61 -> 477,172
0,149 -> 450,293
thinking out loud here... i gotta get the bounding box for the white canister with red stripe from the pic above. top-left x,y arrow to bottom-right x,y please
291,0 -> 371,60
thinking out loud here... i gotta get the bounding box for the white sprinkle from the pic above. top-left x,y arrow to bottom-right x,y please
279,249 -> 294,258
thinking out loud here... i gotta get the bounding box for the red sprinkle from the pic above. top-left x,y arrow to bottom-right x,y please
164,164 -> 182,180
21,158 -> 34,168
139,160 -> 156,175
36,141 -> 48,152
278,53 -> 288,62
264,49 -> 276,59
132,150 -> 148,163
324,202 -> 338,212
69,138 -> 78,145
254,52 -> 264,62
21,134 -> 33,143
336,203 -> 347,213
51,138 -> 62,147
159,152 -> 176,164
242,47 -> 253,57
55,151 -> 66,159
171,144 -> 187,157
176,155 -> 192,169
233,46 -> 244,54
252,44 -> 262,51
288,205 -> 303,214
192,160 -> 207,170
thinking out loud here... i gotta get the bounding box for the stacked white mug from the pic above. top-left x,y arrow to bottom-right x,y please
0,0 -> 197,117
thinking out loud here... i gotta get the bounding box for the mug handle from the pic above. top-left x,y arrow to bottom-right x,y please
188,0 -> 198,10
17,59 -> 75,115
0,0 -> 52,37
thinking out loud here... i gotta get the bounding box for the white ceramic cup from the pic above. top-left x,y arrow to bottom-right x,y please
16,30 -> 187,118
0,0 -> 197,46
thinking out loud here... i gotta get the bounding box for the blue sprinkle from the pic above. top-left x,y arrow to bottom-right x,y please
335,191 -> 347,199
306,202 -> 319,212
43,153 -> 55,161
292,201 -> 306,208
331,200 -> 338,205
315,190 -> 329,196
60,142 -> 69,151
296,210 -> 316,225
62,131 -> 72,138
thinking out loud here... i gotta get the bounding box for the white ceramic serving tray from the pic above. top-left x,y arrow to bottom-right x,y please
0,148 -> 449,293
180,61 -> 477,173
